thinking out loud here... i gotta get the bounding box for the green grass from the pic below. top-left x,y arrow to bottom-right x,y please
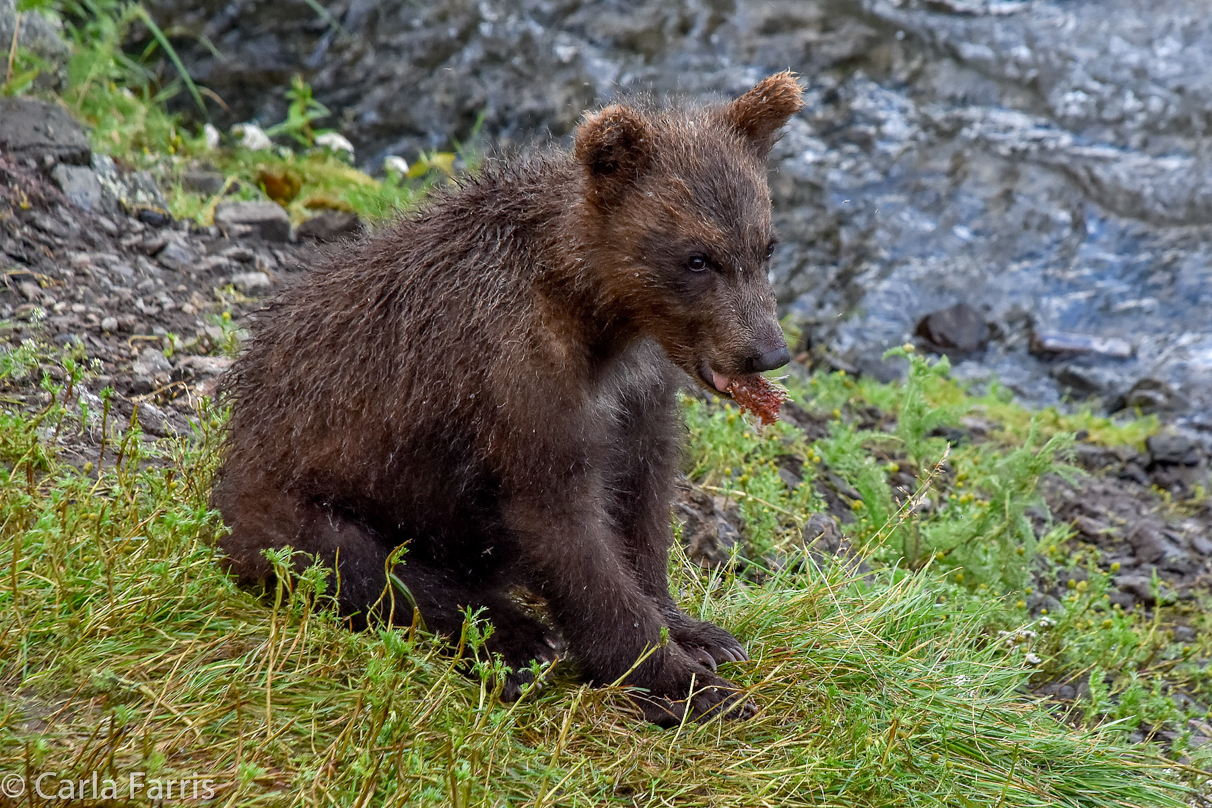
0,345 -> 1201,806
4,1 -> 457,226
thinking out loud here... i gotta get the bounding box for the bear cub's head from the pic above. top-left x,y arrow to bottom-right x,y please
574,72 -> 804,397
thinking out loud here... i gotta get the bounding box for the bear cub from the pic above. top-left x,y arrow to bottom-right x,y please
214,73 -> 803,726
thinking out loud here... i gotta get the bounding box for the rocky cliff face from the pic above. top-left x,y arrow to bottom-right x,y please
144,0 -> 1212,429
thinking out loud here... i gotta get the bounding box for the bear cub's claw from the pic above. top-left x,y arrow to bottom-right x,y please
668,617 -> 749,672
632,658 -> 756,728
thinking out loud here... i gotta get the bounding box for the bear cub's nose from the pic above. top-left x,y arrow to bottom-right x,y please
747,345 -> 791,374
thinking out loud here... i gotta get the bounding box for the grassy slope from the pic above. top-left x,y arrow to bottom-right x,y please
0,346 -> 1197,806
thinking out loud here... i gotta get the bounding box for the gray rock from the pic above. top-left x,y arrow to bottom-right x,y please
1050,364 -> 1131,403
1029,331 -> 1134,360
1129,522 -> 1176,564
156,240 -> 198,273
1114,573 -> 1172,606
297,210 -> 364,243
0,0 -> 70,74
132,347 -> 172,380
1123,378 -> 1183,414
1147,432 -> 1203,467
675,482 -> 742,568
915,302 -> 989,355
178,355 -> 234,375
180,169 -> 226,195
230,271 -> 273,293
0,97 -> 89,164
214,201 -> 291,242
91,154 -> 170,215
802,511 -> 873,577
100,316 -> 118,332
51,165 -> 103,211
135,401 -> 168,437
803,512 -> 844,550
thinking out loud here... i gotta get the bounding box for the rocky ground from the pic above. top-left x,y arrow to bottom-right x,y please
2,96 -> 1212,742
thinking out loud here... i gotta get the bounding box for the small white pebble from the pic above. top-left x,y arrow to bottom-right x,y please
1025,653 -> 1042,666
232,123 -> 272,151
383,155 -> 410,175
315,131 -> 355,159
203,122 -> 221,150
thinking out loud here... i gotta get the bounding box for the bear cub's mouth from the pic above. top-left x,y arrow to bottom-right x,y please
698,361 -> 745,397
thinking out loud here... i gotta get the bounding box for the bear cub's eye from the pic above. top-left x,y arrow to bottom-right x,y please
765,241 -> 777,259
686,254 -> 709,272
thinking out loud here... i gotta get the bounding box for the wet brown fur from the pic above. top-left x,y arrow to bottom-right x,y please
214,73 -> 803,726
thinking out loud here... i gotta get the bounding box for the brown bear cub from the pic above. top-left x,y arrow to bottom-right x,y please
214,73 -> 802,726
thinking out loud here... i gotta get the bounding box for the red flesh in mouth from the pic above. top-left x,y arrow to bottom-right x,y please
722,374 -> 787,426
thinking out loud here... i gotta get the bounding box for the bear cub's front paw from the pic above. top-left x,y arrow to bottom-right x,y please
668,617 -> 748,672
630,645 -> 756,728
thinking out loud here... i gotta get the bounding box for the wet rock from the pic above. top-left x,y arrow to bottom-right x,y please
1123,378 -> 1184,415
297,210 -> 364,243
0,97 -> 90,164
1049,364 -> 1129,403
914,302 -> 989,355
51,165 -> 103,211
214,201 -> 291,242
137,208 -> 174,228
1146,432 -> 1204,467
1029,331 -> 1134,360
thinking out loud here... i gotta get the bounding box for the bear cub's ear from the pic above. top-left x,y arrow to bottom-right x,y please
722,71 -> 804,157
575,105 -> 654,208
